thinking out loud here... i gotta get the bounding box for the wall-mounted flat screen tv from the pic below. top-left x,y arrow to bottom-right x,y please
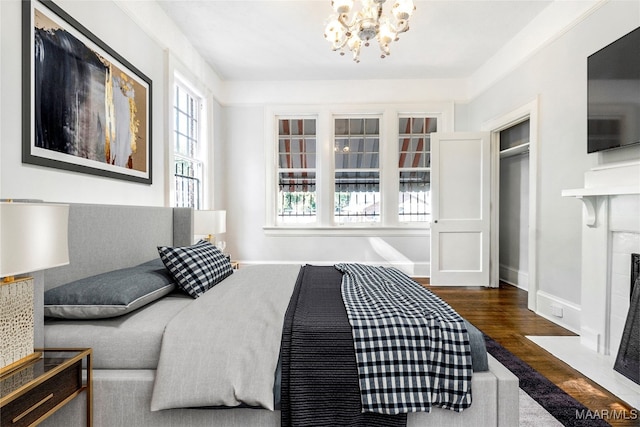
588,26 -> 640,153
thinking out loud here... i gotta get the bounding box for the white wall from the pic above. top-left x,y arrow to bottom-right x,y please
464,0 -> 640,311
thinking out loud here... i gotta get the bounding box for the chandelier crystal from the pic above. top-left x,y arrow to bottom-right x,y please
324,0 -> 415,62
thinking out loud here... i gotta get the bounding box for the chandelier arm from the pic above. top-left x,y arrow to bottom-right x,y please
324,14 -> 351,51
332,41 -> 348,51
337,13 -> 355,32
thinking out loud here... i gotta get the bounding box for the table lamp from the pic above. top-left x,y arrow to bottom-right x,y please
193,210 -> 226,246
0,202 -> 69,374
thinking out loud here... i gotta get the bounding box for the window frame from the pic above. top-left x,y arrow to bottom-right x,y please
169,73 -> 209,210
397,115 -> 438,223
333,114 -> 383,224
276,116 -> 318,225
264,104 -> 453,236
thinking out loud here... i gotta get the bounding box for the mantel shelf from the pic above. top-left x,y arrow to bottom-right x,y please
562,186 -> 640,226
562,186 -> 640,198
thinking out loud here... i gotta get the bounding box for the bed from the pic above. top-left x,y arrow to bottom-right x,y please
39,203 -> 518,427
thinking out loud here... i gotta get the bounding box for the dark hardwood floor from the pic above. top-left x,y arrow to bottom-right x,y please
419,280 -> 638,427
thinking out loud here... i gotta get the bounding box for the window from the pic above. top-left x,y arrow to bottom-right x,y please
277,118 -> 317,224
173,81 -> 203,209
398,117 -> 437,222
267,105 -> 447,232
334,117 -> 380,223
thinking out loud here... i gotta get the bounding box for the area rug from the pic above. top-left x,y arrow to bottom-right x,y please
483,334 -> 610,427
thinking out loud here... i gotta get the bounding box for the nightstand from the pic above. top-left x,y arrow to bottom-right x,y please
224,254 -> 238,270
0,348 -> 92,427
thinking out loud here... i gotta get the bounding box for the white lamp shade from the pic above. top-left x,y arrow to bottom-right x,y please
194,210 -> 226,236
0,202 -> 70,278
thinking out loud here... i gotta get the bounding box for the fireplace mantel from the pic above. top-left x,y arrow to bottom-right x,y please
563,160 -> 640,355
562,185 -> 640,226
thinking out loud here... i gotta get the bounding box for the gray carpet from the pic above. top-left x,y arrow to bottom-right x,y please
520,389 -> 563,426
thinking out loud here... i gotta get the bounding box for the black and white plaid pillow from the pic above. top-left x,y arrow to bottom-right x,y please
157,240 -> 233,298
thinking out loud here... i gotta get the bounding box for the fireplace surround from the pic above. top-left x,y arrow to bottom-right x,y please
563,161 -> 640,357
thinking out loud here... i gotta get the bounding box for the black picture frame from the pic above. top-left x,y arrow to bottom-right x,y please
22,0 -> 153,184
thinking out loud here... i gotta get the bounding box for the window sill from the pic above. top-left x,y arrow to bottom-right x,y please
263,225 -> 430,237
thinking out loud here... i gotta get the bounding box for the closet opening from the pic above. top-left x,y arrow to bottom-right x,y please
498,119 -> 530,292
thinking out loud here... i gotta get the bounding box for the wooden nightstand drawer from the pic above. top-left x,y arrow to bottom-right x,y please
1,360 -> 81,427
1,349 -> 92,427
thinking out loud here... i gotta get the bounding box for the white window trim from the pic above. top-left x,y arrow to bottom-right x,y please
166,54 -> 213,209
333,113 -> 383,225
397,114 -> 438,224
275,115 -> 319,225
264,103 -> 454,236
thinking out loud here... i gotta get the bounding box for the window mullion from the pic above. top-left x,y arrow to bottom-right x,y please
316,111 -> 333,227
381,110 -> 399,227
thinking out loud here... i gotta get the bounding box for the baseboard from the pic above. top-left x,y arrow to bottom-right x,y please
499,265 -> 529,291
235,260 -> 431,278
535,291 -> 581,334
579,327 -> 601,353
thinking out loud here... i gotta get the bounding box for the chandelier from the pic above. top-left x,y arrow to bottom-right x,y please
324,0 -> 415,62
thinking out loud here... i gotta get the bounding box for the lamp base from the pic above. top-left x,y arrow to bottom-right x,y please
0,277 -> 36,373
0,351 -> 42,377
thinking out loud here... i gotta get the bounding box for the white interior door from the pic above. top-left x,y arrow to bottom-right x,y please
430,132 -> 491,286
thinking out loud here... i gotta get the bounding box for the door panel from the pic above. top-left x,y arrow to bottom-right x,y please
439,232 -> 482,271
438,138 -> 483,219
431,132 -> 491,286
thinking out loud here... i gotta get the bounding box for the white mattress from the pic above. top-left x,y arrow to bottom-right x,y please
44,294 -> 192,369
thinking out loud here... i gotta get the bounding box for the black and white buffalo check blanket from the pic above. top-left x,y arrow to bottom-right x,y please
335,263 -> 473,415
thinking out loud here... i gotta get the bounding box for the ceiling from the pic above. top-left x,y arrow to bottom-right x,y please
157,0 -> 555,82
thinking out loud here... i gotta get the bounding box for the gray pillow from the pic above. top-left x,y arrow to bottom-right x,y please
44,259 -> 175,319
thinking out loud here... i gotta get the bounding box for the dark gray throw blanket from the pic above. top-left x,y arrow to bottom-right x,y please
336,263 -> 473,415
280,265 -> 407,427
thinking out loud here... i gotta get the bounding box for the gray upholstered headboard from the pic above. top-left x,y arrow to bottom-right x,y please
44,203 -> 193,290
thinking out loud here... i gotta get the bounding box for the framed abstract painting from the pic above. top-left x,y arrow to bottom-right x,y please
22,0 -> 152,184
